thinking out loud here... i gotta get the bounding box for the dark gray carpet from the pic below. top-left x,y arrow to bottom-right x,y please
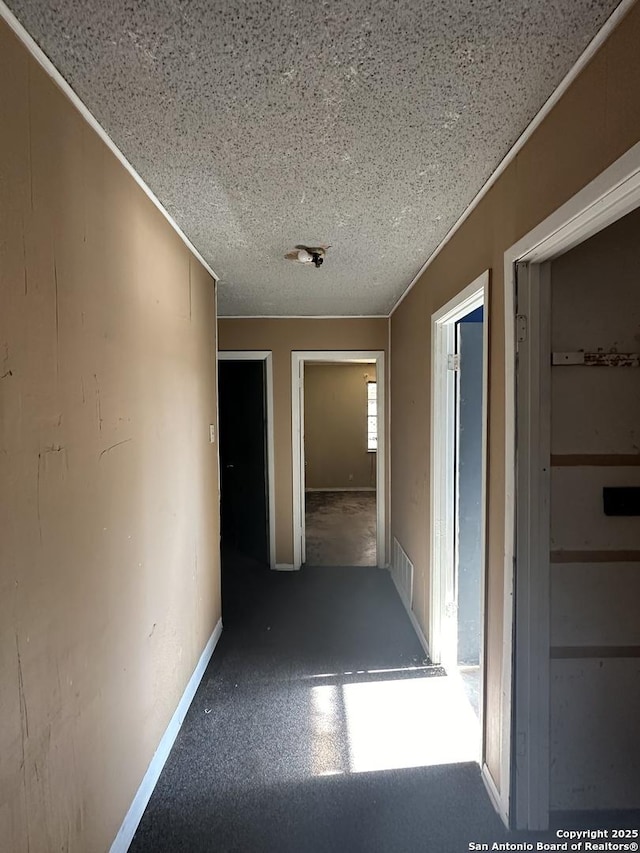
129,552 -> 639,851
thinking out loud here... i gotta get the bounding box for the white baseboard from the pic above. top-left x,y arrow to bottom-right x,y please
389,569 -> 431,661
481,762 -> 509,828
305,487 -> 376,492
274,563 -> 297,571
110,618 -> 223,853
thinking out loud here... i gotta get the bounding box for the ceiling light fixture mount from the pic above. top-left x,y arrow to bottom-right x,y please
284,244 -> 330,268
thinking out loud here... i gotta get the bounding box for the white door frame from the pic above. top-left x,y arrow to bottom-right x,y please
502,139 -> 640,829
218,351 -> 276,571
429,270 -> 489,758
291,350 -> 386,570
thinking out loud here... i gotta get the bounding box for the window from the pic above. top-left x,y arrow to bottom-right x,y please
367,381 -> 377,451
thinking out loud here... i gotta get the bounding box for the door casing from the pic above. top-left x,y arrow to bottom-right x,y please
429,271 -> 489,773
502,139 -> 640,830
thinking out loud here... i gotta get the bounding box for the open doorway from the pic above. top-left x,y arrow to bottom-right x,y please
218,351 -> 276,570
291,351 -> 386,570
429,272 -> 488,748
454,304 -> 484,716
303,362 -> 377,566
504,145 -> 640,831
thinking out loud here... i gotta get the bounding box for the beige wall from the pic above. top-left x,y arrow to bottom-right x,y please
305,363 -> 377,490
0,21 -> 220,853
218,319 -> 388,564
390,2 -> 640,794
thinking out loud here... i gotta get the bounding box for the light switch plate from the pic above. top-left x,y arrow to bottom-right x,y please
209,424 -> 215,443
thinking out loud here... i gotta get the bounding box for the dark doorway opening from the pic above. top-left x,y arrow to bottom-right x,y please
218,360 -> 269,568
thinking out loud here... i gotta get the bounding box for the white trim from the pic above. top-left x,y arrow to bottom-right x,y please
214,283 -> 221,504
0,0 -> 219,286
387,315 -> 392,562
429,271 -> 488,767
512,262 -> 551,830
305,487 -> 376,493
391,571 -> 431,661
478,281 -> 490,773
501,260 -> 517,825
110,618 -> 223,853
482,763 -> 509,828
274,563 -> 296,571
297,356 -> 307,565
219,314 -> 388,320
390,0 -> 636,316
505,140 -> 640,267
502,139 -> 640,829
291,351 -> 386,570
218,350 -> 275,358
217,351 -> 276,571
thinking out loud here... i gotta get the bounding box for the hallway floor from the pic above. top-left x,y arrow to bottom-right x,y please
304,490 -> 376,566
459,665 -> 481,719
129,551 -> 503,852
128,552 -> 637,852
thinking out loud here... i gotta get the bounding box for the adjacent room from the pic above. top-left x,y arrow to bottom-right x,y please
543,206 -> 640,813
303,361 -> 378,567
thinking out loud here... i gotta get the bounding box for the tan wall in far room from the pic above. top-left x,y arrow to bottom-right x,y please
305,363 -> 377,490
0,20 -> 220,853
217,318 -> 388,565
390,1 -> 640,798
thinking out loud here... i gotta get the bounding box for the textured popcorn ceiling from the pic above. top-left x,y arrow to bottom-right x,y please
7,0 -> 620,315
